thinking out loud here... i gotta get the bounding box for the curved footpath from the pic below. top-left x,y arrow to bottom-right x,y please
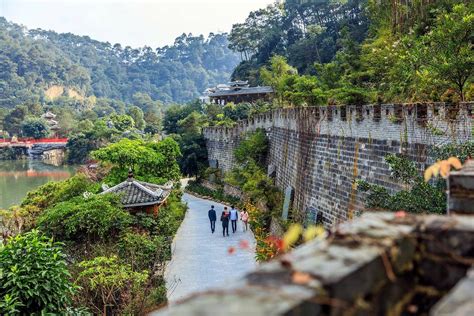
162,193 -> 257,306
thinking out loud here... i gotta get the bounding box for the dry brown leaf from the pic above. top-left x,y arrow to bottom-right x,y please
292,271 -> 313,285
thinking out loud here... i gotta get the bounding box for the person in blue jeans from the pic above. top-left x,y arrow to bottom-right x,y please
208,205 -> 217,233
230,205 -> 238,233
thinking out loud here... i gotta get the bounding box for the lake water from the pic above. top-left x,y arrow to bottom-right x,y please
0,160 -> 75,209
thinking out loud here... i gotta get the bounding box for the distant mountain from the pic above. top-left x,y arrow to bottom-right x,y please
0,17 -> 240,108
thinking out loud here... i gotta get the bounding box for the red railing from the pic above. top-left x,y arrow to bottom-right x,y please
0,138 -> 68,144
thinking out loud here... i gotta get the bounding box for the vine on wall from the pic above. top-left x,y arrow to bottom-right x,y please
357,143 -> 473,214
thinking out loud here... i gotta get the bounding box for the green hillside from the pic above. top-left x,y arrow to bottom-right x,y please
0,17 -> 240,108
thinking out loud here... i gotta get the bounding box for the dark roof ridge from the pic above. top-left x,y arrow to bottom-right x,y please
131,180 -> 162,198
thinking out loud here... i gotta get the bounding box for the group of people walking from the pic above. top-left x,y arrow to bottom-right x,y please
208,205 -> 249,237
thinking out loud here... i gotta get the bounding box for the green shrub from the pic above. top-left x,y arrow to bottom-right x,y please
156,192 -> 187,237
357,154 -> 446,214
119,232 -> 168,270
91,138 -> 182,185
21,117 -> 49,139
21,173 -> 99,210
432,142 -> 474,163
225,160 -> 282,211
234,128 -> 268,167
74,256 -> 148,315
38,194 -> 132,242
186,181 -> 240,206
329,85 -> 372,105
0,230 -> 75,314
133,212 -> 160,234
144,284 -> 167,310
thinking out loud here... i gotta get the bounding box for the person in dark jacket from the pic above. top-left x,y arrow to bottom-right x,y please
220,207 -> 230,237
208,205 -> 217,233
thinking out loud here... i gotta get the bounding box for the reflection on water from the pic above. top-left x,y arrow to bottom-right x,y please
0,160 -> 75,209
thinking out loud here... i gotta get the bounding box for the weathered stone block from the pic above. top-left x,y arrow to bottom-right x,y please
430,268 -> 474,316
152,213 -> 474,316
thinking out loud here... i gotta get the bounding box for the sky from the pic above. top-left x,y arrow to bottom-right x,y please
0,0 -> 275,48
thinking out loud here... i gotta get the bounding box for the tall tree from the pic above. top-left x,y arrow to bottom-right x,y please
3,105 -> 28,136
423,3 -> 473,101
21,117 -> 49,139
127,106 -> 145,130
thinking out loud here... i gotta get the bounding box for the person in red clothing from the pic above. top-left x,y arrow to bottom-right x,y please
220,207 -> 230,237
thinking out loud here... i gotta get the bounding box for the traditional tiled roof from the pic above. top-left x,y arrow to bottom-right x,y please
101,178 -> 172,208
208,86 -> 273,97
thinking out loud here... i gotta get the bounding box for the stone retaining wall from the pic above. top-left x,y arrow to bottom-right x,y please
29,143 -> 66,160
223,183 -> 244,199
200,179 -> 220,191
204,103 -> 474,226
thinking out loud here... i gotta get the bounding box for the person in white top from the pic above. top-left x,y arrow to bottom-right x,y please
229,205 -> 239,233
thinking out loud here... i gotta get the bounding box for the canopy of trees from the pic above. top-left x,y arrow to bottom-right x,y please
229,0 -> 369,81
91,137 -> 182,185
229,0 -> 473,104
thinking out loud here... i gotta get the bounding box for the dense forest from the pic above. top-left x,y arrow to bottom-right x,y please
229,0 -> 473,104
0,17 -> 240,108
229,0 -> 369,77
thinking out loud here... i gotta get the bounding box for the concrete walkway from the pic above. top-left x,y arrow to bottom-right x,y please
164,193 -> 257,304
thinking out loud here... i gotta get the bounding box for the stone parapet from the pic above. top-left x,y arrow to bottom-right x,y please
204,102 -> 473,144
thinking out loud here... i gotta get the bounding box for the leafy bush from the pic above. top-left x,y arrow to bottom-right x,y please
186,181 -> 241,206
234,129 -> 269,167
432,142 -> 474,163
384,153 -> 419,185
74,256 -> 148,315
66,133 -> 99,164
225,160 -> 282,211
38,194 -> 132,242
357,154 -> 446,214
328,85 -> 372,105
132,212 -> 160,234
118,232 -> 168,271
21,173 -> 99,210
222,130 -> 284,261
0,230 -> 75,314
156,192 -> 187,237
